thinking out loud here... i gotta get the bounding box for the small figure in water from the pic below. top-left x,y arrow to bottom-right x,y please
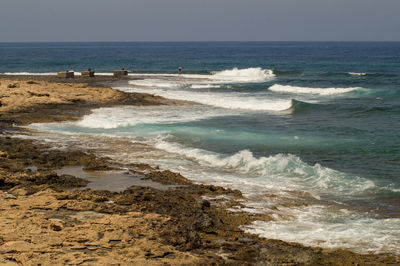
178,66 -> 182,74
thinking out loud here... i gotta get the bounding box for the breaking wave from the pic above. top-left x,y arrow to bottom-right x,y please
349,72 -> 368,76
118,86 -> 292,112
269,84 -> 361,95
129,67 -> 275,84
290,99 -> 314,114
154,142 -> 377,196
190,84 -> 222,89
73,106 -> 232,129
210,67 -> 275,82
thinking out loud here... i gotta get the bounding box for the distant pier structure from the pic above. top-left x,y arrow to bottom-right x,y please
113,68 -> 128,77
58,71 -> 74,78
81,69 -> 95,77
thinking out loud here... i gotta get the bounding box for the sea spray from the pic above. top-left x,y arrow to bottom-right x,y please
154,141 -> 377,197
210,67 -> 275,82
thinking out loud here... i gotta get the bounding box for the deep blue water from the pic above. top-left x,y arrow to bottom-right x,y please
1,41 -> 400,76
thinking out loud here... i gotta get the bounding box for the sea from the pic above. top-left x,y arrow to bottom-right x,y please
1,42 -> 399,255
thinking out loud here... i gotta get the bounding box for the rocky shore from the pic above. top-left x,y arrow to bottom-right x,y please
0,76 -> 398,265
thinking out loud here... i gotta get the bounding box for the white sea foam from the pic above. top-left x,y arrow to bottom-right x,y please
129,79 -> 222,89
73,106 -> 232,129
129,79 -> 184,88
190,84 -> 222,89
269,84 -> 360,95
210,67 -> 275,82
129,73 -> 190,77
244,206 -> 400,255
349,72 -> 368,76
154,141 -> 376,196
94,72 -> 114,76
118,86 -> 292,111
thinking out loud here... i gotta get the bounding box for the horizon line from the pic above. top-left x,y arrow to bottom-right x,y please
1,40 -> 400,43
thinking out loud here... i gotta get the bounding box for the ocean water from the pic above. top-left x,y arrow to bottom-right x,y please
2,42 -> 400,255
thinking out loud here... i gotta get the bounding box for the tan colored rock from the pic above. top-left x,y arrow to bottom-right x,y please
0,241 -> 34,253
0,258 -> 19,266
57,71 -> 74,78
113,69 -> 128,76
49,219 -> 64,231
0,190 -> 203,265
8,188 -> 28,196
81,70 -> 95,77
0,78 -> 124,113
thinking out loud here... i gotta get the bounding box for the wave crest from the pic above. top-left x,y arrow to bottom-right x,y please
117,86 -> 292,111
349,72 -> 367,76
269,84 -> 360,95
155,142 -> 376,196
74,106 -> 228,129
290,99 -> 313,113
211,67 -> 275,82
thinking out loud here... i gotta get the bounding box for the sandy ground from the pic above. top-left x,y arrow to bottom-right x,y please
0,75 -> 398,265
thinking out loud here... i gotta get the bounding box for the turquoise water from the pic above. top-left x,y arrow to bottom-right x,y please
2,42 -> 400,254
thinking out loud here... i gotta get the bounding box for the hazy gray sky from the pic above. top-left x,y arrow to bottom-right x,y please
1,0 -> 399,42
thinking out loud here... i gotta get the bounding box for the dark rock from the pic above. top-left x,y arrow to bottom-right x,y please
7,83 -> 18,88
143,170 -> 191,185
201,200 -> 211,210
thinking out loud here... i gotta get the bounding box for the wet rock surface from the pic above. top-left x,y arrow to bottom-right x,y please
0,76 -> 398,265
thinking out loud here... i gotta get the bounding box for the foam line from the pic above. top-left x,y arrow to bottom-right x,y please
269,84 -> 360,95
119,86 -> 292,111
154,141 -> 376,196
73,106 -> 233,129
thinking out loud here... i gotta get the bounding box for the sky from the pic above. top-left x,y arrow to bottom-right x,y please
0,0 -> 399,42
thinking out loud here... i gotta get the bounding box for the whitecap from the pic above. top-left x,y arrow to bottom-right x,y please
154,141 -> 376,196
64,106 -> 234,129
190,84 -> 222,89
210,67 -> 275,83
269,84 -> 360,95
349,72 -> 368,76
117,86 -> 292,112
